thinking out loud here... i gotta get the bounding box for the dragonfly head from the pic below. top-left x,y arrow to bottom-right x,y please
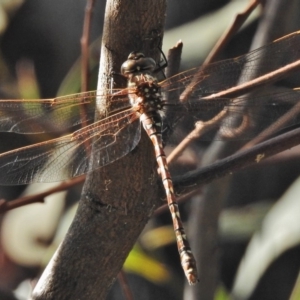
121,52 -> 156,77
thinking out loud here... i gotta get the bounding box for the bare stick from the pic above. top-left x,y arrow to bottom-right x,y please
201,59 -> 300,101
240,96 -> 300,150
167,109 -> 228,164
117,270 -> 134,300
203,0 -> 262,66
166,41 -> 183,79
181,0 -> 262,102
174,127 -> 300,194
81,0 -> 96,94
80,0 -> 96,156
0,176 -> 85,213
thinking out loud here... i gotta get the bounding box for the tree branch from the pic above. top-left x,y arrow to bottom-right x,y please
31,1 -> 167,299
173,127 -> 300,192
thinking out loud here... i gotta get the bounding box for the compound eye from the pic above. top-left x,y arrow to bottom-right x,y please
127,52 -> 145,60
121,61 -> 137,75
121,54 -> 156,75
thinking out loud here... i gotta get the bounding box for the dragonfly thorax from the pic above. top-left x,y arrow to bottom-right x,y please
121,52 -> 163,114
129,74 -> 163,114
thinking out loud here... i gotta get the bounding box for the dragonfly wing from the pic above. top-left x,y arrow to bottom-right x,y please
166,88 -> 300,141
214,89 -> 300,140
0,110 -> 140,185
161,31 -> 300,97
0,90 -> 130,134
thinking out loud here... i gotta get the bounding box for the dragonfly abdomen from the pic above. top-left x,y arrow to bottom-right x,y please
140,111 -> 198,285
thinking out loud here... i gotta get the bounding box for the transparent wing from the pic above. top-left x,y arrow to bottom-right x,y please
161,31 -> 300,97
163,88 -> 300,141
3,33 -> 299,134
0,109 -> 140,185
0,90 -> 131,134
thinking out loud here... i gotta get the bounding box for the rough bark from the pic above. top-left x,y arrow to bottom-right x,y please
31,1 -> 167,299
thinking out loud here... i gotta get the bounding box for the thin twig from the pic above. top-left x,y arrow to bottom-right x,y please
80,0 -> 96,129
240,96 -> 300,150
173,126 -> 300,193
81,0 -> 96,94
154,187 -> 202,216
201,59 -> 300,101
167,109 -> 228,164
117,270 -> 134,300
163,41 -> 183,143
181,0 -> 262,102
0,175 -> 85,213
203,0 -> 262,66
79,0 -> 96,164
165,41 -> 183,79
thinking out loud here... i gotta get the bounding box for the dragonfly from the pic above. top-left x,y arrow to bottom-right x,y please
1,31 -> 300,284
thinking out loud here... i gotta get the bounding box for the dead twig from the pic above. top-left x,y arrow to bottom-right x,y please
0,175 -> 85,213
173,126 -> 300,193
203,0 -> 262,67
117,270 -> 134,300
